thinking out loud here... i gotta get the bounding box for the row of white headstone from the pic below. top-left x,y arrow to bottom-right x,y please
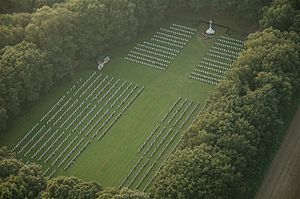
64,140 -> 91,170
134,46 -> 174,59
98,86 -> 144,141
79,75 -> 102,98
45,133 -> 71,164
73,105 -> 96,132
200,61 -> 229,71
130,50 -> 171,64
14,73 -> 98,155
220,35 -> 244,44
124,57 -> 166,71
17,125 -> 45,154
119,156 -> 143,187
47,98 -> 72,124
207,52 -> 234,61
203,57 -> 231,66
49,79 -> 138,169
143,99 -> 188,157
92,77 -> 114,101
86,76 -> 109,101
17,72 -> 105,162
194,68 -> 224,78
197,64 -> 225,74
58,137 -> 85,168
138,97 -> 181,154
173,101 -> 193,127
215,42 -> 244,51
212,46 -> 240,55
219,38 -> 244,48
127,53 -> 168,67
137,43 -> 177,56
191,72 -> 221,82
167,99 -> 188,124
24,127 -> 52,157
170,26 -> 195,35
189,75 -> 218,85
51,135 -> 78,166
151,38 -> 184,49
157,32 -> 188,42
96,85 -> 140,139
127,158 -> 150,187
209,49 -> 238,59
160,28 -> 191,39
144,41 -> 180,53
153,34 -> 186,46
38,132 -> 65,161
139,103 -> 198,190
73,72 -> 97,97
53,99 -> 78,126
98,79 -> 120,104
142,104 -> 199,191
66,103 -> 90,130
173,24 -> 197,32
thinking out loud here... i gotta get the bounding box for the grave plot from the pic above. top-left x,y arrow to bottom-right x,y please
12,72 -> 144,178
124,24 -> 197,71
118,97 -> 203,191
189,35 -> 245,85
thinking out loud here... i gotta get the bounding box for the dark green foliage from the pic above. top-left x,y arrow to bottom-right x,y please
98,187 -> 148,199
0,41 -> 52,130
150,144 -> 244,199
68,0 -> 168,60
0,146 -> 47,199
25,5 -> 77,80
0,0 -> 39,13
0,13 -> 32,27
185,0 -> 270,18
0,13 -> 32,50
0,25 -> 25,50
42,176 -> 102,199
260,0 -> 300,32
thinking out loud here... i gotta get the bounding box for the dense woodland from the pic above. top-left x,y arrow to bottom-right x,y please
0,0 -> 299,198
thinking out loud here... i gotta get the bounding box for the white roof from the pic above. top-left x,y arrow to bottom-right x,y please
206,27 -> 215,35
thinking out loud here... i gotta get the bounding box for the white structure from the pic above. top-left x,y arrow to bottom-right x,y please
98,56 -> 110,70
205,20 -> 215,35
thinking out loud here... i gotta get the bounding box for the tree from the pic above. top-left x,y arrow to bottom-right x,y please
0,13 -> 32,27
98,187 -> 148,199
260,0 -> 298,31
42,176 -> 102,199
0,41 -> 52,126
25,5 -> 77,80
0,0 -> 38,13
0,25 -> 25,49
0,146 -> 47,199
185,0 -> 269,18
69,0 -> 140,60
0,12 -> 32,50
150,144 -> 244,199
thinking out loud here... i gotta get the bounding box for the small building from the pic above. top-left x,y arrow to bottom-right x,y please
97,55 -> 110,70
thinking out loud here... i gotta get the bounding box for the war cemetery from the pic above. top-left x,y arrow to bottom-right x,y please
0,1 -> 299,198
1,18 -> 245,189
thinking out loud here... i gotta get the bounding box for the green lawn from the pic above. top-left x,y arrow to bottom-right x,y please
0,19 -> 232,189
